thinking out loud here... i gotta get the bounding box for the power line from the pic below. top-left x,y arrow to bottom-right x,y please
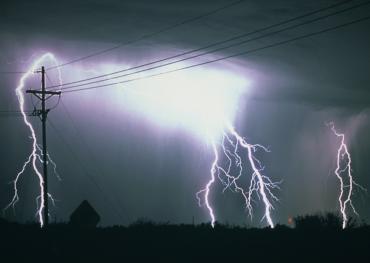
0,114 -> 27,118
62,15 -> 370,94
0,113 -> 27,117
59,99 -> 127,221
46,0 -> 248,71
47,117 -> 126,223
47,0 -> 358,90
61,100 -> 122,219
0,110 -> 27,113
60,99 -> 127,222
0,110 -> 33,116
45,72 -> 61,110
0,71 -> 27,74
61,2 -> 370,91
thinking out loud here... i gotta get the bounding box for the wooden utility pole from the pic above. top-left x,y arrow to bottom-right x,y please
26,66 -> 61,226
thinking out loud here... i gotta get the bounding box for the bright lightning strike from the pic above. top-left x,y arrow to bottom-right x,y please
3,53 -> 62,227
328,122 -> 364,229
35,143 -> 62,182
197,122 -> 280,228
113,66 -> 279,228
5,57 -> 276,228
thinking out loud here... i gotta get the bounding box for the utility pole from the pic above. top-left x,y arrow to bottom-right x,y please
26,66 -> 61,226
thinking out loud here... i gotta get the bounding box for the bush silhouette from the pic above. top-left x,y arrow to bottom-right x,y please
294,212 -> 343,229
1,213 -> 369,262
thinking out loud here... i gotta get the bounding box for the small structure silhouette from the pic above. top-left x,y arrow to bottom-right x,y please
69,200 -> 100,227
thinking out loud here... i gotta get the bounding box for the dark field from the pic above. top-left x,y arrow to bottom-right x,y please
1,216 -> 370,263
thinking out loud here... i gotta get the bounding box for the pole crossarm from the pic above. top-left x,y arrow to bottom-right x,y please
26,90 -> 62,95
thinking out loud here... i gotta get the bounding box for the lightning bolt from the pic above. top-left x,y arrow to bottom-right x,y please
5,53 -> 277,229
3,53 -> 62,227
197,122 -> 280,228
328,122 -> 364,229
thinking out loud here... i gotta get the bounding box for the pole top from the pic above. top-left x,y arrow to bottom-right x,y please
26,90 -> 62,95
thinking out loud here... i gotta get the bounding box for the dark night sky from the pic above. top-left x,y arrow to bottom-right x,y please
0,0 -> 369,227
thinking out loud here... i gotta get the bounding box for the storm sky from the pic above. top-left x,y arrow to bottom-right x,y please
0,0 -> 369,227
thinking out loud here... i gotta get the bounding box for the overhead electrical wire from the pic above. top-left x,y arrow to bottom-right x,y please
47,118 -> 126,223
0,71 -> 27,74
62,15 -> 370,94
47,0 -> 359,90
0,110 -> 33,116
45,0 -> 248,71
59,100 -> 128,221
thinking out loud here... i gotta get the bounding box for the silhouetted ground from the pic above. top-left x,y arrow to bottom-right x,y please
1,216 -> 370,262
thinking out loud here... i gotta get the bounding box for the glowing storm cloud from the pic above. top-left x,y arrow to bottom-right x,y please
6,55 -> 280,228
115,66 -> 279,227
119,67 -> 248,139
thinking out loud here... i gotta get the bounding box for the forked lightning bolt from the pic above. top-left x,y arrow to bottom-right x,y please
4,53 -> 278,229
328,122 -> 364,229
197,122 -> 280,228
3,53 -> 62,227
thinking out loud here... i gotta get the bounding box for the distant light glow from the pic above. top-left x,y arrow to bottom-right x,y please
107,63 -> 278,227
118,66 -> 248,139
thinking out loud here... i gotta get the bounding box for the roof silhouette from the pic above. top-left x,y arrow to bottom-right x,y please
69,200 -> 100,227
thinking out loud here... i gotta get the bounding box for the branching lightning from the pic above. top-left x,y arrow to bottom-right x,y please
35,143 -> 62,182
3,53 -> 279,229
197,122 -> 280,228
328,122 -> 364,229
3,53 -> 62,227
